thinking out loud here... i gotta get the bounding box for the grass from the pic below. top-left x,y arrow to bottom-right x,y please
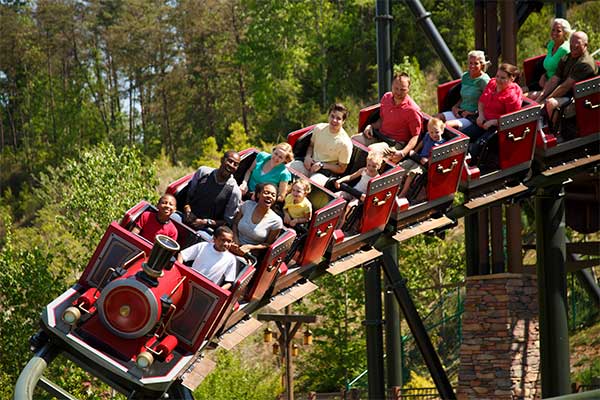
571,318 -> 600,384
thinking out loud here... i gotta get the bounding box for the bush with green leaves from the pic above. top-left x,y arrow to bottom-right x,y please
36,143 -> 158,250
194,350 -> 281,400
0,216 -> 66,392
393,56 -> 431,111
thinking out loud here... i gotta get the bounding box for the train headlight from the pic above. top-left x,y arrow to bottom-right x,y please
97,279 -> 158,339
62,306 -> 81,325
136,351 -> 154,369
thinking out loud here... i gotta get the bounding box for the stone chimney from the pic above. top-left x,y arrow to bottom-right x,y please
458,273 -> 541,399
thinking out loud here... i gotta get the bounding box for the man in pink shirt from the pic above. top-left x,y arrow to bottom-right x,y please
354,73 -> 423,163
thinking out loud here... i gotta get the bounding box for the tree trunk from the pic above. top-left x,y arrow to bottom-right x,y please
229,3 -> 249,135
129,78 -> 134,145
46,33 -> 57,145
138,73 -> 149,154
161,86 -> 176,164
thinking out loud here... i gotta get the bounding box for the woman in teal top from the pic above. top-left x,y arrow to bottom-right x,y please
529,18 -> 571,100
240,142 -> 293,203
438,50 -> 490,130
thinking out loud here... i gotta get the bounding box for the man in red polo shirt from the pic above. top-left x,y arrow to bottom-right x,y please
354,73 -> 423,163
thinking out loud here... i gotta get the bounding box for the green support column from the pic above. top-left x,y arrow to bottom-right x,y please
364,260 -> 385,400
536,185 -> 570,397
384,245 -> 403,392
381,252 -> 456,399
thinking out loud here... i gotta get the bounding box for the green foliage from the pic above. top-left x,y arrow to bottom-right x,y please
236,0 -> 316,139
398,234 -> 465,313
394,56 -> 428,108
425,0 -> 474,81
0,215 -> 65,376
296,269 -> 367,392
36,143 -> 158,249
194,350 -> 280,400
0,144 -> 158,396
224,121 -> 252,151
42,357 -> 126,400
193,136 -> 222,169
402,370 -> 434,390
568,271 -> 600,331
569,1 -> 600,50
574,358 -> 600,386
516,5 -> 554,66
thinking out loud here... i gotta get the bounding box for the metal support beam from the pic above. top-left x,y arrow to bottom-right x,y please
381,252 -> 456,400
474,0 -> 485,51
403,0 -> 462,79
555,1 -> 566,19
363,260 -> 386,400
376,0 -> 393,98
490,206 -> 505,274
384,245 -> 403,392
536,185 -> 570,398
465,213 -> 480,276
506,204 -> 523,272
478,210 -> 490,275
500,0 -> 517,65
485,1 -> 498,76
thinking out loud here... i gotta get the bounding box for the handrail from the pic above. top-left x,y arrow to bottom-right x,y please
545,389 -> 600,399
14,344 -> 61,400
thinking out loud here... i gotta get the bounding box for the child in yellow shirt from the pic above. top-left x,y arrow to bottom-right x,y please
283,179 -> 312,227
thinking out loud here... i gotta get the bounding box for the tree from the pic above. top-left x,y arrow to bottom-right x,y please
296,269 -> 367,392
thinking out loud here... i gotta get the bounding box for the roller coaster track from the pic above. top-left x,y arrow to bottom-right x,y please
204,152 -> 599,399
14,124 -> 599,400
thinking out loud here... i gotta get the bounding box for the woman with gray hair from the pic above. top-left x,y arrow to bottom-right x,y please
437,50 -> 491,130
528,18 -> 572,100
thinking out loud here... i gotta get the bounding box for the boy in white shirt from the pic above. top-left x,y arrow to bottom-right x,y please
177,226 -> 237,290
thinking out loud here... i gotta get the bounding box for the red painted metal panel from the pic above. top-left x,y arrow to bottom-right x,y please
360,166 -> 403,233
575,76 -> 600,137
358,104 -> 380,132
436,79 -> 461,114
207,264 -> 256,339
427,137 -> 469,200
287,125 -> 315,148
245,229 -> 296,302
120,201 -> 151,230
78,222 -> 151,287
169,264 -> 229,352
166,174 -> 193,197
296,198 -> 346,266
522,55 -> 544,88
498,105 -> 541,169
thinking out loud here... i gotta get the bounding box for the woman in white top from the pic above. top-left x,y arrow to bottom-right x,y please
232,183 -> 283,256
